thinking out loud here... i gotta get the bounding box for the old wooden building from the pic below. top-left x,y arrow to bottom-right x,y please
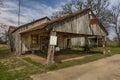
8,8 -> 108,65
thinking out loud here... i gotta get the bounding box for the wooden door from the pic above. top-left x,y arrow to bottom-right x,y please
40,36 -> 49,53
66,39 -> 71,49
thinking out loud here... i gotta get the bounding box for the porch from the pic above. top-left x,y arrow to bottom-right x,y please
20,30 -> 104,65
23,47 -> 102,65
21,30 -> 104,53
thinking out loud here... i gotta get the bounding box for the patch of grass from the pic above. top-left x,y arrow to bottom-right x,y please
47,53 -> 110,71
0,62 -> 15,80
107,41 -> 118,47
108,47 -> 120,54
0,45 -> 14,59
106,41 -> 120,54
0,57 -> 42,80
0,43 -> 120,80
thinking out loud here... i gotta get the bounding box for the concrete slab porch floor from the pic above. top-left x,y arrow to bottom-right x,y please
23,49 -> 100,65
24,54 -> 47,65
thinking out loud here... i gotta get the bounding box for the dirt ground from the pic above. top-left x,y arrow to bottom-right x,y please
0,44 -> 7,48
25,54 -> 47,65
31,54 -> 120,80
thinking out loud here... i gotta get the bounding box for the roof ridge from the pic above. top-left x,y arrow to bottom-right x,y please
12,16 -> 50,33
46,8 -> 90,25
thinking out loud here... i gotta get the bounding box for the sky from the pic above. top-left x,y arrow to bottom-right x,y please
0,0 -> 71,26
0,0 -> 119,40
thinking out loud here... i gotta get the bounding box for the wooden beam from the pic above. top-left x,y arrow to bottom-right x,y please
47,31 -> 56,65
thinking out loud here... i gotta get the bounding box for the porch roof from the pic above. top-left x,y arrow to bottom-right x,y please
12,16 -> 50,33
19,23 -> 47,34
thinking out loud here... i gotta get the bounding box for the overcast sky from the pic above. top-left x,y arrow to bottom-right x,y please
0,0 -> 119,40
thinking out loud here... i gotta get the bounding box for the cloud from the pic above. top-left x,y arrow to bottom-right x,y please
109,0 -> 119,6
0,0 -> 64,26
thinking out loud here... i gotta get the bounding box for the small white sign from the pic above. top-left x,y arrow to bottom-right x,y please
50,36 -> 57,45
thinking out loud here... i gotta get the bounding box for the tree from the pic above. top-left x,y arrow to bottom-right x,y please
51,0 -> 110,28
109,3 -> 120,46
51,11 -> 64,19
51,0 -> 84,18
0,24 -> 8,44
85,0 -> 110,28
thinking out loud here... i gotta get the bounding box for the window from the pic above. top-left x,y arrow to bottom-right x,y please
31,34 -> 38,46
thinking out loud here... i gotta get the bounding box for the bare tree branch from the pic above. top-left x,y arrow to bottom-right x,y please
0,23 -> 8,43
110,3 -> 120,46
51,0 -> 110,30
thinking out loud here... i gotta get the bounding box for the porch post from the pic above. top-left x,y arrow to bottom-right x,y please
84,36 -> 90,51
19,34 -> 22,55
97,37 -> 98,48
47,31 -> 57,65
102,36 -> 107,54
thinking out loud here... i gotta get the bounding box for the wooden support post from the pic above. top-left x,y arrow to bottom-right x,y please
84,36 -> 90,51
97,37 -> 98,48
102,36 -> 107,54
47,46 -> 55,65
47,31 -> 56,65
19,34 -> 22,55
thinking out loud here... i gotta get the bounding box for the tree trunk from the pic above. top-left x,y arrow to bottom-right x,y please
117,35 -> 120,47
115,26 -> 120,46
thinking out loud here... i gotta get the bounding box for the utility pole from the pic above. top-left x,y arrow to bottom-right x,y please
18,0 -> 21,26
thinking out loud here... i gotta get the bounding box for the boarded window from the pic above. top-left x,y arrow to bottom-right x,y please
31,34 -> 38,46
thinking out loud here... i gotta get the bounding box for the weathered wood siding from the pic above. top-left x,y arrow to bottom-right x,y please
51,11 -> 106,47
52,11 -> 90,35
52,11 -> 106,36
57,34 -> 64,49
12,18 -> 49,54
21,30 -> 49,53
71,37 -> 85,46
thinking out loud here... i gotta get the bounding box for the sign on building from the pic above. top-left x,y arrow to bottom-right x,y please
50,36 -> 57,45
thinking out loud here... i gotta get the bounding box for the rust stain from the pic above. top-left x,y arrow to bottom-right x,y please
90,18 -> 98,24
9,26 -> 17,32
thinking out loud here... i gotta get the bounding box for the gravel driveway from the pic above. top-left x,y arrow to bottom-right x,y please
31,54 -> 120,80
